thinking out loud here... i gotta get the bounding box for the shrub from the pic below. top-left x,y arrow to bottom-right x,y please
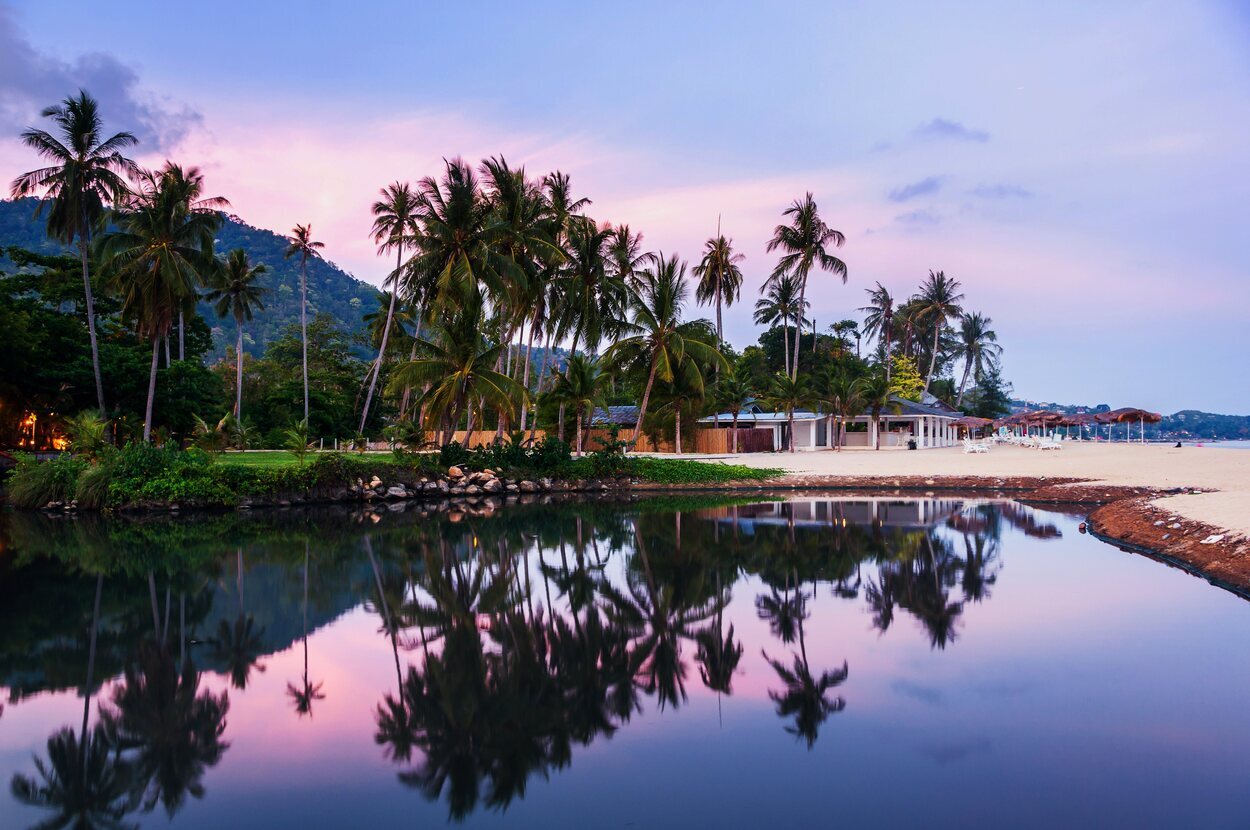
6,453 -> 88,508
64,411 -> 109,459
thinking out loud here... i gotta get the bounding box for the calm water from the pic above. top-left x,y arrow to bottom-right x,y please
2,495 -> 1249,829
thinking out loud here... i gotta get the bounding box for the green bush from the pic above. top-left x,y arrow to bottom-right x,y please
6,453 -> 88,508
623,458 -> 782,485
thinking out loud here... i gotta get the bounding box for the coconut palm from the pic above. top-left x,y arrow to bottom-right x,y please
653,358 -> 709,455
97,169 -> 221,442
953,311 -> 1001,407
204,249 -> 268,422
10,90 -> 138,417
287,540 -> 325,718
712,370 -> 756,453
603,253 -> 726,446
859,282 -> 895,377
692,224 -> 745,345
854,370 -> 899,450
284,224 -> 325,422
547,355 -> 608,455
914,270 -> 964,393
558,215 -> 621,357
607,224 -> 652,292
816,371 -> 865,451
764,372 -> 812,453
387,298 -> 526,445
766,193 -> 847,380
753,274 -> 808,377
360,182 -> 420,434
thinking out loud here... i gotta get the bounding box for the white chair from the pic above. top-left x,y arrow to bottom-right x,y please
963,438 -> 989,454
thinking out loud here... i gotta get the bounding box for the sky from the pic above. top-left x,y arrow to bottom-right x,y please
2,0 -> 1248,413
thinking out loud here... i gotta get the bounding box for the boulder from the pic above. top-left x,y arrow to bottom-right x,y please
369,476 -> 383,488
386,485 -> 408,499
483,478 -> 502,493
465,484 -> 482,495
448,466 -> 465,479
519,480 -> 539,493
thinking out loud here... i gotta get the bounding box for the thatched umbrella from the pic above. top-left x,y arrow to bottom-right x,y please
1096,407 -> 1162,443
1057,412 -> 1096,440
952,415 -> 993,438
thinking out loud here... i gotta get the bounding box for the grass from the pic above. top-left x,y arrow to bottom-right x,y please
624,458 -> 783,484
216,450 -> 391,468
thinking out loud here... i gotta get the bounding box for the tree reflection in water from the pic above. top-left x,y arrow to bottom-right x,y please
5,496 -> 1032,824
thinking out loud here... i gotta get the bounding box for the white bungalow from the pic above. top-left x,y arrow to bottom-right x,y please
699,395 -> 961,451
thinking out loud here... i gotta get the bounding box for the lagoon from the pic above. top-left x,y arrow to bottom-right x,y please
2,495 -> 1249,829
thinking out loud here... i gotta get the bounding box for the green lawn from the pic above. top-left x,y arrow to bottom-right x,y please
217,450 -> 391,467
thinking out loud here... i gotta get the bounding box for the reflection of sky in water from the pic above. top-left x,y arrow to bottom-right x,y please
3,497 -> 1249,829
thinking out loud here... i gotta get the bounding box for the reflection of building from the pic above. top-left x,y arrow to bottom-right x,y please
700,498 -> 970,532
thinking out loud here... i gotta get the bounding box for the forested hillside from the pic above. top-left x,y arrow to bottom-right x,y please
0,198 -> 379,359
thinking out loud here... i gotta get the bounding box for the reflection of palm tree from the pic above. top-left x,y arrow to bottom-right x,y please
763,652 -> 848,748
207,617 -> 266,690
695,566 -> 743,724
11,725 -> 137,830
102,641 -> 229,816
287,540 -> 324,717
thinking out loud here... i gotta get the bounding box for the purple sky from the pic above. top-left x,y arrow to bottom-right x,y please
3,1 -> 1248,413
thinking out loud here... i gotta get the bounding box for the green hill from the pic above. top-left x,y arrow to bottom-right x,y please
0,197 -> 380,360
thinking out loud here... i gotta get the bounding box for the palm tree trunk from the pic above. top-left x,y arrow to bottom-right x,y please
924,320 -> 941,393
235,322 -> 245,420
360,250 -> 402,434
792,278 -> 807,380
632,355 -> 659,452
732,412 -> 739,453
399,335 -> 419,419
178,310 -> 185,361
782,318 -> 791,378
143,336 -> 160,442
956,355 -> 973,407
788,410 -> 795,453
716,281 -> 723,345
575,404 -> 583,456
77,237 -> 107,418
163,334 -> 171,368
675,410 -> 682,454
519,325 -> 536,430
300,257 -> 310,422
883,321 -> 893,382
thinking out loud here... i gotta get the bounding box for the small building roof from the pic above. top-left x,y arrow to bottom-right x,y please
591,405 -> 640,426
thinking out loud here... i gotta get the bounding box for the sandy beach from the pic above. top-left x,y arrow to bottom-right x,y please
713,443 -> 1250,538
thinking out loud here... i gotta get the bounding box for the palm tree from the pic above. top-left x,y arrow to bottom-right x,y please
135,163 -> 229,361
287,540 -> 325,718
654,358 -> 709,455
603,253 -> 726,447
753,274 -> 808,377
854,370 -> 899,450
559,215 -> 620,357
360,182 -> 420,434
764,372 -> 812,453
953,312 -> 1001,407
387,298 -> 526,445
607,224 -> 652,292
858,281 -> 895,381
914,270 -> 964,393
97,168 -> 220,442
765,193 -> 847,380
817,371 -> 865,451
284,224 -> 325,422
692,221 -> 745,345
547,355 -> 608,455
712,371 -> 755,453
204,249 -> 268,423
10,90 -> 138,417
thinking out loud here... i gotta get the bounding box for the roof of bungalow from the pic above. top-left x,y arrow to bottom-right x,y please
591,405 -> 640,426
698,396 -> 958,423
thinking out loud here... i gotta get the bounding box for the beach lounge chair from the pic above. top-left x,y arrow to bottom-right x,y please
963,438 -> 989,454
1038,435 -> 1062,450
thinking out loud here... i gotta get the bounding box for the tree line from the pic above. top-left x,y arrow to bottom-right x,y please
9,89 -> 1010,452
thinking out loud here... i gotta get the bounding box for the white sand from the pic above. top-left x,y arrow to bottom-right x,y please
707,443 -> 1250,537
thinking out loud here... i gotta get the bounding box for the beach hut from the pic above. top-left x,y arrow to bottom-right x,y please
952,415 -> 993,439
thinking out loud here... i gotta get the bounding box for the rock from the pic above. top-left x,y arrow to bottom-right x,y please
538,478 -> 552,490
483,468 -> 496,477
450,485 -> 465,495
505,483 -> 520,493
519,480 -> 539,493
483,478 -> 502,493
437,479 -> 450,493
465,485 -> 482,495
386,485 -> 408,499
369,476 -> 383,488
1199,534 -> 1225,545
448,466 -> 465,479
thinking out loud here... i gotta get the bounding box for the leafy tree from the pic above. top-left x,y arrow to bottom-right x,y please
10,90 -> 139,417
888,355 -> 924,401
965,363 -> 1012,419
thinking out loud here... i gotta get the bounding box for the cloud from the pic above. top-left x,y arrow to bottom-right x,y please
889,175 -> 944,202
0,7 -> 200,151
894,207 -> 941,226
891,679 -> 944,705
969,183 -> 1033,199
913,117 -> 990,143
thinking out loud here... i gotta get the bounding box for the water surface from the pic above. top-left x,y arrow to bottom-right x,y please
2,494 -> 1248,829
